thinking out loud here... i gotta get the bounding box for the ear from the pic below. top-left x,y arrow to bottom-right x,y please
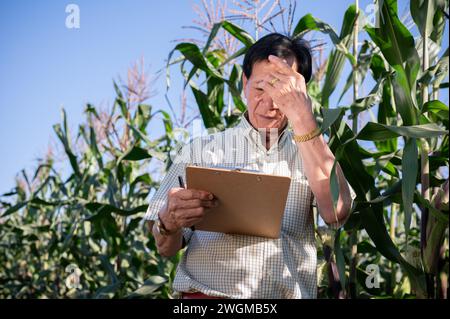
242,73 -> 248,87
242,73 -> 248,99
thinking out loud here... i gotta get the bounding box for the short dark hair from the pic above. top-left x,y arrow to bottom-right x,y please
243,33 -> 312,83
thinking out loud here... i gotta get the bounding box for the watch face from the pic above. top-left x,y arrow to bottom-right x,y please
157,218 -> 169,236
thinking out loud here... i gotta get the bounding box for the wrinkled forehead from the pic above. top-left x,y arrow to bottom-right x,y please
248,56 -> 298,81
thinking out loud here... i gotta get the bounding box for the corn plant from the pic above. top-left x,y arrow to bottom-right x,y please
166,0 -> 449,298
0,81 -> 181,298
0,0 -> 447,299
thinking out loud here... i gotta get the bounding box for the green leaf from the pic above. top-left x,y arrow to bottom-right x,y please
226,65 -> 246,113
293,14 -> 340,44
415,191 -> 449,224
29,197 -> 63,207
154,109 -> 173,135
116,97 -> 128,120
0,189 -> 18,197
357,122 -> 448,140
53,109 -> 81,177
130,173 -> 152,188
174,43 -> 222,81
203,22 -> 223,54
349,78 -> 385,117
321,107 -> 346,132
1,201 -> 28,218
85,202 -> 147,218
375,153 -> 400,178
120,145 -> 152,162
334,229 -> 347,289
366,0 -> 419,79
402,138 -> 418,239
202,20 -> 255,54
422,100 -> 449,120
327,120 -> 373,202
365,0 -> 421,125
338,41 -> 374,104
191,85 -> 222,129
375,77 -> 398,153
207,77 -> 225,115
429,1 -> 448,45
423,216 -> 447,274
323,5 -> 358,107
330,160 -> 340,212
359,206 -> 402,262
80,119 -> 104,170
94,283 -> 121,299
410,0 -> 437,38
219,46 -> 248,68
135,104 -> 152,133
113,81 -> 124,99
418,48 -> 449,86
127,276 -> 167,298
294,6 -> 357,107
370,54 -> 389,81
62,218 -> 79,250
222,21 -> 255,47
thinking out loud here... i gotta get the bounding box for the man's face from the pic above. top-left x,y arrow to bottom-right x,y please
243,57 -> 297,131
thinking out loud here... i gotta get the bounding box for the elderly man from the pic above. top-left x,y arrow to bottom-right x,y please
145,33 -> 355,299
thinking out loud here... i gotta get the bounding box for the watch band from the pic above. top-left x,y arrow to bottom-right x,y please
293,127 -> 321,143
156,214 -> 175,236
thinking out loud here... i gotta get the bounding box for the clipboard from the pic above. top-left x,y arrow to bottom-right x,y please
185,165 -> 291,238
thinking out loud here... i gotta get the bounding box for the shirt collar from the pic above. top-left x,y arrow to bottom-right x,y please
237,111 -> 291,152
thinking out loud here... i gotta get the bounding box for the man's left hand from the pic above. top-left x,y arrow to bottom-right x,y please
257,55 -> 314,128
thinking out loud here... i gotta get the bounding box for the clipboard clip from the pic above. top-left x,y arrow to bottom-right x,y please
209,165 -> 261,174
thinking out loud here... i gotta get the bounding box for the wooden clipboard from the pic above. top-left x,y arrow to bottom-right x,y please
185,165 -> 291,238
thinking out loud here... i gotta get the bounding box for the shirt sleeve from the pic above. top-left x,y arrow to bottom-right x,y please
144,142 -> 194,244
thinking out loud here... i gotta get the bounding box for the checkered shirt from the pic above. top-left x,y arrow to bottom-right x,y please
144,112 -> 355,298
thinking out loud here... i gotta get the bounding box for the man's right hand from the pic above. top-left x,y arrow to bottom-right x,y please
159,188 -> 218,232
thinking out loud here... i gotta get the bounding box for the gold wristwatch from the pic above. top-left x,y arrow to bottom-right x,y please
293,127 -> 321,143
156,214 -> 174,236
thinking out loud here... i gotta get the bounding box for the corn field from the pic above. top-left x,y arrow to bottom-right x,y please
0,0 -> 448,299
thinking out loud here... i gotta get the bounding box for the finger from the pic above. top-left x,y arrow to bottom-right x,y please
258,74 -> 280,88
259,74 -> 286,95
268,55 -> 294,75
272,71 -> 293,83
270,71 -> 290,82
272,69 -> 307,95
168,187 -> 186,196
176,198 -> 218,209
176,188 -> 213,200
174,207 -> 206,220
257,79 -> 278,98
182,217 -> 203,228
265,72 -> 293,88
201,199 -> 219,208
296,72 -> 308,92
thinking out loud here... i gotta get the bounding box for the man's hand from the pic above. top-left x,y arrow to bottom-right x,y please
257,54 -> 315,129
159,188 -> 218,232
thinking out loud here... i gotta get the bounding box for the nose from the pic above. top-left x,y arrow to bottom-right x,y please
259,92 -> 275,109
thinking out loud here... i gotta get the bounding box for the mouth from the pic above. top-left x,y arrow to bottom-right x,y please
257,114 -> 280,120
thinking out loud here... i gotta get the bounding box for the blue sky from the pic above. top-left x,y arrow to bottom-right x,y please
0,0 -> 448,194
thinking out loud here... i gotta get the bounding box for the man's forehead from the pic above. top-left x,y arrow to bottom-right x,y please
249,57 -> 297,80
249,62 -> 277,80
